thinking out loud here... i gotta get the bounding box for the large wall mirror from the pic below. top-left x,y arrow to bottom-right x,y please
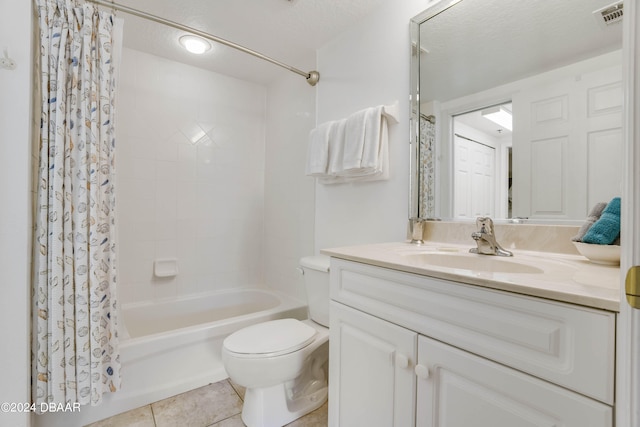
410,0 -> 623,223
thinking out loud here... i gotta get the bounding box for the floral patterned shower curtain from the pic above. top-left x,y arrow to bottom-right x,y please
32,0 -> 121,408
419,114 -> 436,219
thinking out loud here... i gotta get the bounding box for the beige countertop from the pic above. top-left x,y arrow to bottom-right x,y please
321,241 -> 621,312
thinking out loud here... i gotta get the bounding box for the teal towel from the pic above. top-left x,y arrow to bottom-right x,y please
582,197 -> 621,245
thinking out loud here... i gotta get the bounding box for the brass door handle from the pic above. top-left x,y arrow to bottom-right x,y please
625,266 -> 640,309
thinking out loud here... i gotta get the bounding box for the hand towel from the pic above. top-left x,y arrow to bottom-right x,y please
571,202 -> 607,242
354,112 -> 389,182
341,106 -> 386,177
327,119 -> 347,176
305,121 -> 333,176
315,104 -> 392,184
582,197 -> 621,245
341,108 -> 368,171
360,105 -> 384,171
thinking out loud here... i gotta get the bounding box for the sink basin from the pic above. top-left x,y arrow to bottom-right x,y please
404,253 -> 544,274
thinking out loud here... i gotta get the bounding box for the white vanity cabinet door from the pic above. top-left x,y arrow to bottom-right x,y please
416,335 -> 613,427
329,301 -> 417,427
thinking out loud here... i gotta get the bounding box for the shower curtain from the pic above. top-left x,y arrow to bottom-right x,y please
32,0 -> 121,408
419,115 -> 436,219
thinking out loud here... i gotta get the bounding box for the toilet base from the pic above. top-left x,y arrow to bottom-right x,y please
241,380 -> 327,427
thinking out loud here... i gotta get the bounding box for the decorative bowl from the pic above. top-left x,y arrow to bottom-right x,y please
572,242 -> 621,266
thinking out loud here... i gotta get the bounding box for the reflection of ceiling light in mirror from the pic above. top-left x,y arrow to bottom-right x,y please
481,106 -> 512,131
179,35 -> 211,54
189,129 -> 213,146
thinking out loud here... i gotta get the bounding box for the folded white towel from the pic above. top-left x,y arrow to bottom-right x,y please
360,105 -> 384,172
305,121 -> 333,176
320,109 -> 389,184
327,119 -> 347,176
353,113 -> 389,182
342,108 -> 369,171
341,105 -> 386,177
312,104 -> 393,185
319,118 -> 349,184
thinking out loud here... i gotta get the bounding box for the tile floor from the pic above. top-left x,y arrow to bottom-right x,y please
85,379 -> 328,427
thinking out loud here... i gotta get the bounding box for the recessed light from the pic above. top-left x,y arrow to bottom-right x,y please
481,105 -> 512,131
179,35 -> 211,55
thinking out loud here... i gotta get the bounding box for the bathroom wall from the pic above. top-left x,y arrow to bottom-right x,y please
116,48 -> 267,305
0,1 -> 32,426
264,62 -> 316,301
314,0 -> 437,252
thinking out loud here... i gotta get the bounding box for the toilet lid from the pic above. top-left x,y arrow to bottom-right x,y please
224,319 -> 317,357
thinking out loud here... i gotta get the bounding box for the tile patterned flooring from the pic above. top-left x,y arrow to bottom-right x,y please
85,379 -> 328,427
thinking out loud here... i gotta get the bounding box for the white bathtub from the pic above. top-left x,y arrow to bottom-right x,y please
34,288 -> 308,427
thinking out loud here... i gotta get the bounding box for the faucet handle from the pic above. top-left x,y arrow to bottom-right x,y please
472,216 -> 513,257
475,216 -> 494,235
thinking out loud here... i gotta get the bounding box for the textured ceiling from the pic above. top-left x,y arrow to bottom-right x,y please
111,0 -> 390,85
419,0 -> 623,102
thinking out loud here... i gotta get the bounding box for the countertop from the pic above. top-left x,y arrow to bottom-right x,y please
321,241 -> 621,312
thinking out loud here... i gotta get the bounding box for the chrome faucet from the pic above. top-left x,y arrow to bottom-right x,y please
469,217 -> 513,257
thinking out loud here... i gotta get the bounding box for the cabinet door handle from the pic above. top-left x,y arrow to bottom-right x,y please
415,364 -> 430,380
395,353 -> 410,369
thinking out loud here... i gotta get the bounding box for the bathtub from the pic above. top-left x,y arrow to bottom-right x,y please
34,288 -> 308,427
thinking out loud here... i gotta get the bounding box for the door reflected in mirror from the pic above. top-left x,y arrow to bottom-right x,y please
410,0 -> 623,223
452,102 -> 512,220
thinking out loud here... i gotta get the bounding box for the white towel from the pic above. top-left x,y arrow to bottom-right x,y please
320,113 -> 389,184
314,104 -> 392,184
305,121 -> 333,176
327,119 -> 347,176
350,113 -> 389,182
342,108 -> 369,171
360,105 -> 385,173
340,105 -> 386,177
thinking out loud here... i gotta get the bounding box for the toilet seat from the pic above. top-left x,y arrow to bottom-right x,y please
224,318 -> 317,358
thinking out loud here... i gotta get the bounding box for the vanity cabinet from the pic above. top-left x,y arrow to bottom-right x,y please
328,258 -> 615,427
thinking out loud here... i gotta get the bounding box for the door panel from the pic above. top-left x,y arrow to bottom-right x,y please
512,64 -> 621,219
416,336 -> 612,427
329,301 -> 417,427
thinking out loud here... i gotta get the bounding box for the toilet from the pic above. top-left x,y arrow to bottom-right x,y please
222,255 -> 330,427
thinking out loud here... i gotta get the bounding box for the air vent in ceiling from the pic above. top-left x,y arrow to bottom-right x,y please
593,1 -> 623,29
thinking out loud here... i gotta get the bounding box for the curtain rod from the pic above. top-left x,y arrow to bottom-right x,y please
87,0 -> 320,86
454,133 -> 493,149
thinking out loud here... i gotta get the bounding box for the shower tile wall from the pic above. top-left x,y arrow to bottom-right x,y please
264,74 -> 316,301
116,48 -> 267,304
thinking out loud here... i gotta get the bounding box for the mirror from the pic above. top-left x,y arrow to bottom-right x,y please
410,0 -> 623,222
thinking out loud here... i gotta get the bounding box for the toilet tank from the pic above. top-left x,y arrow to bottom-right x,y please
299,255 -> 330,327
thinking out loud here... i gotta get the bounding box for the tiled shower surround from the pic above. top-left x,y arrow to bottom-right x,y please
116,48 -> 268,304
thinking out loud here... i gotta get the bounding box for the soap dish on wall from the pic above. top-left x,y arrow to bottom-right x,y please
573,242 -> 620,266
154,258 -> 179,277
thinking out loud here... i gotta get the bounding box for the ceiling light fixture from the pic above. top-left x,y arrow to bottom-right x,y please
179,35 -> 212,55
481,105 -> 512,131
